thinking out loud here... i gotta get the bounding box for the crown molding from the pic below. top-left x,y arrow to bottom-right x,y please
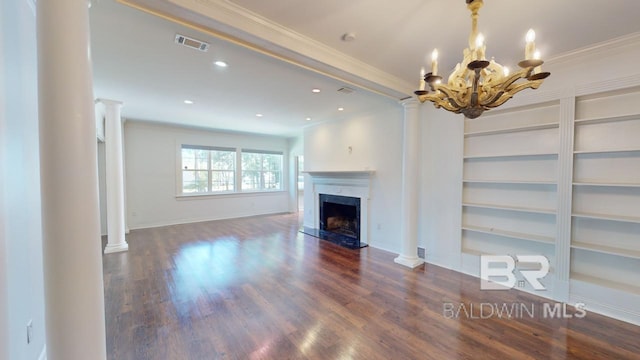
547,31 -> 640,68
120,0 -> 414,99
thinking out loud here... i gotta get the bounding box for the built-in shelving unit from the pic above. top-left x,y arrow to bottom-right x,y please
457,80 -> 640,324
570,87 -> 640,295
461,101 -> 560,261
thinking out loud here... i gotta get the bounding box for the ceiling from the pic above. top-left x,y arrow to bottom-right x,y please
90,0 -> 640,137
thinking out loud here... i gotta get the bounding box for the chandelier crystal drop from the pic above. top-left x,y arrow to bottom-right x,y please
415,0 -> 550,119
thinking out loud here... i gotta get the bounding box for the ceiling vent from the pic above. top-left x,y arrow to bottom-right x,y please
337,86 -> 355,94
174,34 -> 210,52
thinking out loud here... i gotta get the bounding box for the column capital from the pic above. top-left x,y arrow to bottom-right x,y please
400,97 -> 420,109
95,98 -> 123,107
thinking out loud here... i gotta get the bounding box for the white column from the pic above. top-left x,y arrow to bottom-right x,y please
554,96 -> 576,302
394,99 -> 425,268
101,99 -> 129,254
37,0 -> 107,359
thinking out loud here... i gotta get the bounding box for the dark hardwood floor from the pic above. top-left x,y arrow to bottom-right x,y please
103,213 -> 640,359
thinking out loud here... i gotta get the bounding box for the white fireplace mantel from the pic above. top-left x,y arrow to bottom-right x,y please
306,170 -> 374,246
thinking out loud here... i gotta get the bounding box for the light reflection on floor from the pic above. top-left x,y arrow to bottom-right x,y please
168,233 -> 301,312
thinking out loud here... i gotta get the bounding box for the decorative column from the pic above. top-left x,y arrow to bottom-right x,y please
394,99 -> 425,268
100,99 -> 129,254
37,0 -> 107,359
554,96 -> 576,302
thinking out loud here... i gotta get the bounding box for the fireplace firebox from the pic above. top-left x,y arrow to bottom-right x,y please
315,194 -> 364,248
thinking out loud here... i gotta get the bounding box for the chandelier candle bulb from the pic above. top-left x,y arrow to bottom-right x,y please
475,33 -> 485,60
533,50 -> 542,73
419,67 -> 426,91
431,49 -> 439,76
525,29 -> 536,60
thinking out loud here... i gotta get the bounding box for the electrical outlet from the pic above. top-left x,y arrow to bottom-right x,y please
26,320 -> 33,344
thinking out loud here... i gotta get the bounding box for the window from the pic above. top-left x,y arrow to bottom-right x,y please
241,150 -> 283,191
181,145 -> 235,194
180,145 -> 284,195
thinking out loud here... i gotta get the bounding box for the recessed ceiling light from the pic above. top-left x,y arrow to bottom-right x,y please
214,60 -> 228,67
306,117 -> 312,121
184,100 -> 194,104
341,33 -> 356,42
312,88 -> 321,93
256,113 -> 263,117
338,107 -> 344,111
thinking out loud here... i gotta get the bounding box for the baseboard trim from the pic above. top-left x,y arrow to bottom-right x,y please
128,210 -> 290,231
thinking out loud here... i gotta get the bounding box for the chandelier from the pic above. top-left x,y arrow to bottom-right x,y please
415,0 -> 550,119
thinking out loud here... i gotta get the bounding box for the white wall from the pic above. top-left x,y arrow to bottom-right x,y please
125,121 -> 292,229
0,0 -> 47,358
304,105 -> 404,253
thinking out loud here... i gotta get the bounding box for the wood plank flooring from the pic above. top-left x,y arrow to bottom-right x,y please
103,213 -> 640,359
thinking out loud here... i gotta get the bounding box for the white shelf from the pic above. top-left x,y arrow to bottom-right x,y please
573,182 -> 640,188
571,242 -> 640,260
573,148 -> 640,155
462,225 -> 555,245
464,122 -> 559,137
303,170 -> 375,176
463,202 -> 556,215
464,152 -> 558,160
574,113 -> 640,125
572,212 -> 640,224
571,273 -> 640,296
464,179 -> 556,185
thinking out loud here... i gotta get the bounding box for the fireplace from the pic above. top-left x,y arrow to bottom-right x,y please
319,194 -> 360,241
300,170 -> 372,249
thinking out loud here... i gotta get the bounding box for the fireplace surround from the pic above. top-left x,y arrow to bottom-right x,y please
301,170 -> 373,249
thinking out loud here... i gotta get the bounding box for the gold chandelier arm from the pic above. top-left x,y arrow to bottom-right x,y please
498,68 -> 532,89
433,85 -> 468,109
487,80 -> 543,108
419,92 -> 462,113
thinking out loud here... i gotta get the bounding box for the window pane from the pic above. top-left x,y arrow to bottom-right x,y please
241,153 -> 261,171
241,151 -> 283,191
241,170 -> 260,191
211,170 -> 235,192
195,150 -> 208,170
211,150 -> 235,170
182,170 -> 197,193
181,149 -> 195,170
195,170 -> 208,192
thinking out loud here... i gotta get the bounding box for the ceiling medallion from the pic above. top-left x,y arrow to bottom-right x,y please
415,0 -> 550,119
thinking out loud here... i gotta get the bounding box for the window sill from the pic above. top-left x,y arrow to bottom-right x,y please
176,190 -> 287,200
